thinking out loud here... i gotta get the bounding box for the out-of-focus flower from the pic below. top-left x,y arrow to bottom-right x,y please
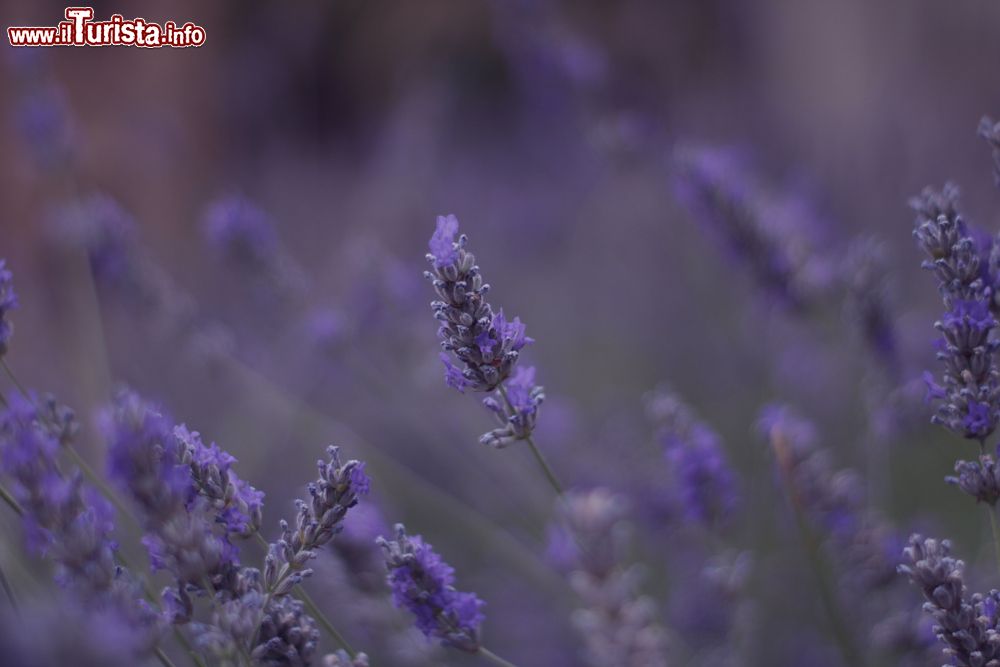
645,388 -> 739,528
555,489 -> 669,667
0,260 -> 18,357
673,146 -> 837,310
377,524 -> 485,652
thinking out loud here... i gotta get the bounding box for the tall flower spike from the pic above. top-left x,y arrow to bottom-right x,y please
0,393 -> 117,597
673,146 -> 835,310
913,185 -> 1000,441
425,214 -> 547,449
898,535 -> 1000,667
0,259 -> 18,357
377,523 -> 485,653
264,446 -> 370,595
424,215 -> 534,393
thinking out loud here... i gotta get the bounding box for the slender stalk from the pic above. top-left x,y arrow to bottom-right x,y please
295,586 -> 357,657
497,385 -> 564,496
1,360 -> 28,399
154,647 -> 179,667
0,560 -> 19,615
988,504 -> 1000,576
0,482 -> 23,516
478,646 -> 521,667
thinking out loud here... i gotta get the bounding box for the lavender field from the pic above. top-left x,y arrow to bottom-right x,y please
4,2 -> 1000,666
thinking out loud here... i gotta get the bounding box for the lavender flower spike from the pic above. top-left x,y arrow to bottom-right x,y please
0,260 -> 18,357
264,446 -> 370,595
898,534 -> 1000,667
913,185 -> 1000,441
377,523 -> 485,653
424,215 -> 534,393
425,214 -> 549,454
979,116 -> 1000,188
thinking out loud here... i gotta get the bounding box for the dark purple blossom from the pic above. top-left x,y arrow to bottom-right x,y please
174,424 -> 264,538
424,214 -> 534,393
947,448 -> 1000,505
377,524 -> 485,652
0,393 -> 117,596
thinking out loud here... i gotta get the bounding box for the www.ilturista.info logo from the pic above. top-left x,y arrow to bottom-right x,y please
8,7 -> 206,48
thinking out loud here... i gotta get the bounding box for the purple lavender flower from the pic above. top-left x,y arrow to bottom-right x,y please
0,260 -> 18,357
264,446 -> 370,596
203,196 -> 278,269
555,489 -> 668,667
424,215 -> 535,393
912,185 -> 1000,441
103,389 -> 239,619
377,524 -> 485,652
425,214 -> 548,450
174,424 -> 264,537
898,535 -> 1000,667
645,389 -> 739,527
0,393 -> 117,596
481,365 -> 545,448
673,146 -> 835,310
49,194 -> 136,285
947,448 -> 1000,505
842,238 -> 901,380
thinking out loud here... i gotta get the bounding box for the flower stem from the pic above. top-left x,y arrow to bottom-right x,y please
988,504 -> 1000,576
0,482 -> 23,516
478,646 -> 520,667
154,647 -> 179,667
0,560 -> 19,615
497,385 -> 564,496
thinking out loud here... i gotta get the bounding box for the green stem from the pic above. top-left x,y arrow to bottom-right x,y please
988,504 -> 1000,576
0,560 -> 19,615
1,359 -> 28,399
478,646 -> 521,667
497,385 -> 564,496
786,478 -> 866,667
154,647 -> 179,667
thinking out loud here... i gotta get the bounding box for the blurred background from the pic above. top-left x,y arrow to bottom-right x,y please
3,1 -> 1000,665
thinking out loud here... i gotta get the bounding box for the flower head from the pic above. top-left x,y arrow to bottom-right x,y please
377,524 -> 484,652
0,260 -> 18,357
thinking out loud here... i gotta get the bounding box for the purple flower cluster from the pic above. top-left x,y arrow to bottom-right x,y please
264,446 -> 370,596
913,185 -> 1000,442
204,196 -> 279,269
0,260 -> 17,357
899,535 -> 1000,667
0,393 -> 116,596
377,524 -> 485,652
104,390 -> 240,622
673,147 -> 835,310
